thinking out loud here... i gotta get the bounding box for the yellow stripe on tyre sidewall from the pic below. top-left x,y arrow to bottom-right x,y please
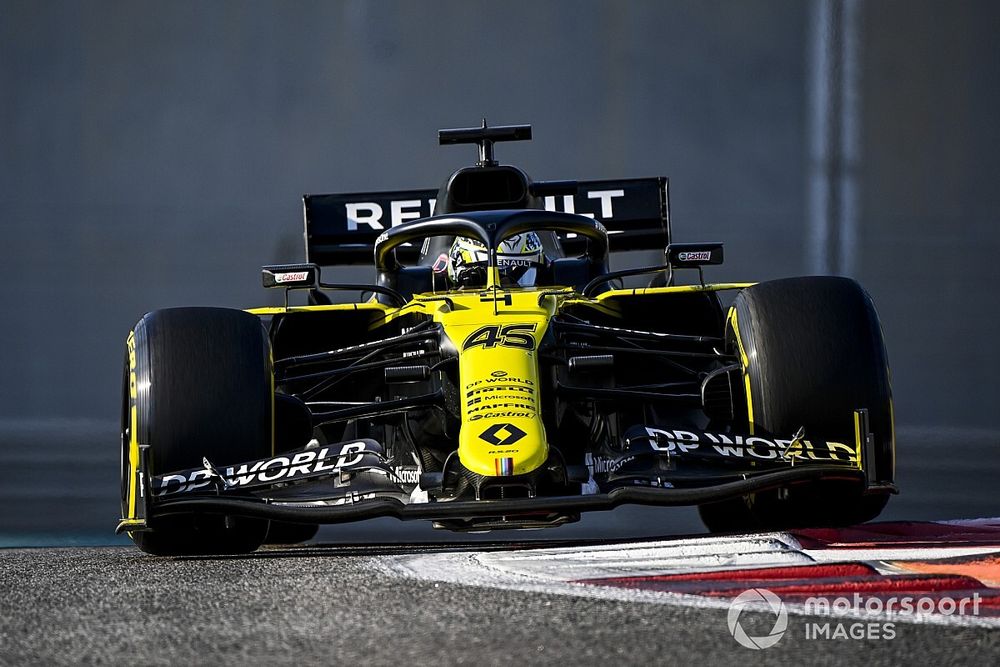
126,329 -> 140,523
727,307 -> 755,436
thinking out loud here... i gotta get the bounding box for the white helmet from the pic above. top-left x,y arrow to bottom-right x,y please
447,232 -> 545,288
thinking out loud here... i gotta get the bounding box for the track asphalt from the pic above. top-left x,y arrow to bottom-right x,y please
1,540 -> 998,665
2,426 -> 999,664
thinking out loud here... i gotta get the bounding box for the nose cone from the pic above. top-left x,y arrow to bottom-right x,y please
462,417 -> 548,477
453,328 -> 548,478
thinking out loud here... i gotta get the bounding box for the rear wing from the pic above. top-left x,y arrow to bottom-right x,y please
303,177 -> 670,266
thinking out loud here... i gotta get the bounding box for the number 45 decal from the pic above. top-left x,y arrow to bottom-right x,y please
463,324 -> 537,351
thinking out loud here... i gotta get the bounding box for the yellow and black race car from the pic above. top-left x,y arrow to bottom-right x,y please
118,123 -> 896,555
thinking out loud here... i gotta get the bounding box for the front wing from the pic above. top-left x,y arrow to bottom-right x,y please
117,410 -> 887,534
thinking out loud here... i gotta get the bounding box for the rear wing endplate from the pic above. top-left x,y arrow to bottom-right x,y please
303,177 -> 670,266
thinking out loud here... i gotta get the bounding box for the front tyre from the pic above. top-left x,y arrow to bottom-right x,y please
699,277 -> 895,532
121,307 -> 273,555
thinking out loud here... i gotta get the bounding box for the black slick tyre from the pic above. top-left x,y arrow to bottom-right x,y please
699,277 -> 895,532
121,307 -> 272,556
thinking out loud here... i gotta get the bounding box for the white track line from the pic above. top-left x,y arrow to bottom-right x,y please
805,546 -> 1000,563
378,531 -> 1000,628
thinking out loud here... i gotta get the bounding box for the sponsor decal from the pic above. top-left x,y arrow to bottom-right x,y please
127,332 -> 137,400
468,402 -> 536,416
155,441 -> 370,496
496,258 -> 533,268
588,454 -> 634,474
344,198 -> 436,231
470,403 -> 536,413
479,423 -> 527,447
274,271 -> 310,284
542,189 -> 624,220
677,250 -> 712,262
466,376 -> 534,389
469,411 -> 534,422
463,323 -> 537,351
643,427 -> 856,462
467,385 -> 535,397
587,190 -> 624,219
392,466 -> 421,485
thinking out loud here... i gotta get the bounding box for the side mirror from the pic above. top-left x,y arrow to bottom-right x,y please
665,243 -> 724,286
261,263 -> 407,309
666,243 -> 724,267
261,263 -> 320,289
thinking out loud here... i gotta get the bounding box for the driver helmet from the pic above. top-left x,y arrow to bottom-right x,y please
447,232 -> 545,288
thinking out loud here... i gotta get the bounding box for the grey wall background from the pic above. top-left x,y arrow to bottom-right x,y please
1,0 -> 998,541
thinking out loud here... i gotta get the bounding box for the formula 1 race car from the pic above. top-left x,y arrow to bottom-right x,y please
118,122 -> 896,555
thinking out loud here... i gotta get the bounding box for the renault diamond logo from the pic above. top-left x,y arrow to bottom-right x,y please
478,423 -> 527,446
